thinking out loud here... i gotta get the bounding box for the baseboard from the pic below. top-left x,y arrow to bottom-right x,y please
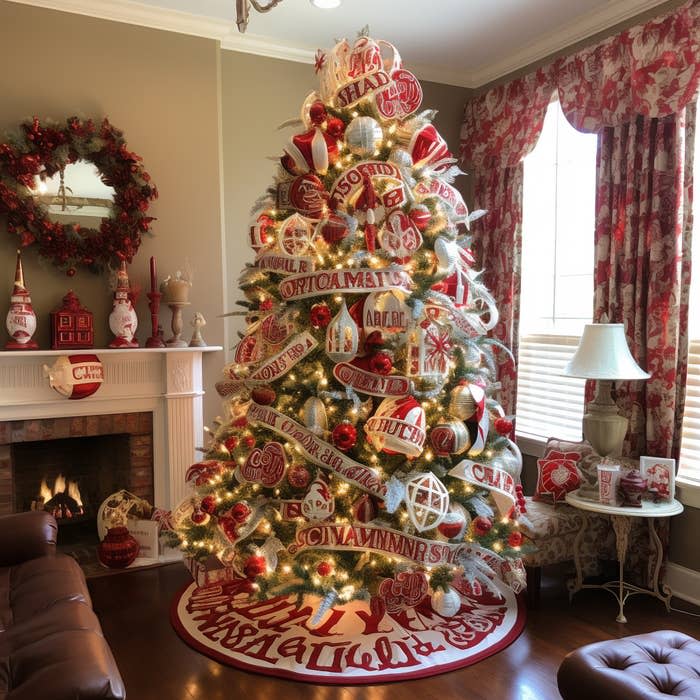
665,562 -> 700,607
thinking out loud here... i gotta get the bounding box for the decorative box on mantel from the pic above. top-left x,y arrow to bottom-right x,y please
50,291 -> 94,349
0,346 -> 221,510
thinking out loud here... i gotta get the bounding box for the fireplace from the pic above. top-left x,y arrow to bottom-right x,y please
1,413 -> 154,546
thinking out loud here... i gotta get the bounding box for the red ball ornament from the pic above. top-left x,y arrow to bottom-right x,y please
224,436 -> 239,452
309,100 -> 328,125
230,501 -> 252,524
310,303 -> 332,328
494,417 -> 514,436
369,351 -> 393,375
332,422 -> 357,451
190,507 -> 210,525
219,516 -> 238,542
287,463 -> 311,489
200,495 -> 217,515
243,435 -> 256,449
472,516 -> 492,536
508,531 -> 524,548
316,561 -> 333,577
232,416 -> 248,428
252,386 -> 276,405
66,267 -> 76,277
244,555 -> 267,579
326,117 -> 345,138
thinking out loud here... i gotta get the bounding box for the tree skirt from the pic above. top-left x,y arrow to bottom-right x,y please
171,577 -> 525,684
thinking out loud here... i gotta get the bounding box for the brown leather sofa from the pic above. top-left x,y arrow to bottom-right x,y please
0,511 -> 125,699
558,630 -> 700,699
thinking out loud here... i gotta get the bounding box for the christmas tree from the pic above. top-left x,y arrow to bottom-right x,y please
174,30 -> 527,620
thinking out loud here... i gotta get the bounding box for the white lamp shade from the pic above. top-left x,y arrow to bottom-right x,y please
563,323 -> 650,380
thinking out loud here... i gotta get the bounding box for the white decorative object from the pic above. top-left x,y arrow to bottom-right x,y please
301,477 -> 335,520
430,587 -> 461,617
363,291 -> 409,335
326,301 -> 359,362
97,489 -> 152,541
279,213 -> 315,256
345,116 -> 383,156
302,396 -> 328,435
378,210 -> 422,261
5,250 -> 38,350
404,472 -> 449,532
406,320 -> 452,384
108,261 -> 138,348
365,395 -> 426,456
563,323 -> 650,458
597,464 -> 621,506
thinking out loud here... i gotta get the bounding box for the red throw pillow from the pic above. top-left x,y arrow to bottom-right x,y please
534,458 -> 582,504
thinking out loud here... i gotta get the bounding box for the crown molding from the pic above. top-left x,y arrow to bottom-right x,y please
6,0 -> 674,88
5,0 -> 232,40
468,0 -> 672,87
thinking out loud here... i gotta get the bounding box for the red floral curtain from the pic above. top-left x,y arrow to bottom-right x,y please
460,0 -> 699,439
592,105 -> 695,459
461,69 -> 553,416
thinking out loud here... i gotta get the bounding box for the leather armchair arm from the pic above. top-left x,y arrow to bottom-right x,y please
0,511 -> 57,566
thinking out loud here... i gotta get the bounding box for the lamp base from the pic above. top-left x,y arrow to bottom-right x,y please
583,407 -> 628,458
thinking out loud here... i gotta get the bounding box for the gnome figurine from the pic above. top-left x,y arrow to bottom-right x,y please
5,249 -> 38,350
108,261 -> 139,348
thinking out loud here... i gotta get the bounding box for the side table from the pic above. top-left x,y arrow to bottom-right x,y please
565,489 -> 683,623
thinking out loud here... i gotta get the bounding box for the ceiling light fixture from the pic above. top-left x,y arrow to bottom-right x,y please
235,0 -> 284,33
310,0 -> 342,8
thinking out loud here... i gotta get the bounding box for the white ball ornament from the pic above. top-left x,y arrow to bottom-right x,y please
404,472 -> 449,532
345,116 -> 383,156
430,587 -> 461,617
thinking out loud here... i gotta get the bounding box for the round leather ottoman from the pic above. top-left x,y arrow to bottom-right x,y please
558,630 -> 700,699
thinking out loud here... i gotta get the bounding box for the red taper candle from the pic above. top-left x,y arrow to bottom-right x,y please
149,256 -> 157,293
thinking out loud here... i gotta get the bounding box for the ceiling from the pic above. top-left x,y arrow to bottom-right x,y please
9,0 -> 671,87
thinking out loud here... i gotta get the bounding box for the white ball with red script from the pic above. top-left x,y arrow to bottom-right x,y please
365,395 -> 426,457
43,354 -> 104,399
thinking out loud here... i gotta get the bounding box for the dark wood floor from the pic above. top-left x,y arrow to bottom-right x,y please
88,563 -> 700,700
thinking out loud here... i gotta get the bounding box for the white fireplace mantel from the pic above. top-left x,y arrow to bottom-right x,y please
0,346 -> 222,510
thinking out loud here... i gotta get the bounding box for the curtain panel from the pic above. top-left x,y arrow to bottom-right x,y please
459,0 -> 699,440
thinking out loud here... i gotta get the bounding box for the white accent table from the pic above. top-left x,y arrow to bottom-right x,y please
565,489 -> 683,623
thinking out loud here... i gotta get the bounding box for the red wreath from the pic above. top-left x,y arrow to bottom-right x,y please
0,116 -> 157,273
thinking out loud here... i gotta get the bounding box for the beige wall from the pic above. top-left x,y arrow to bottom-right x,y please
0,2 -> 226,423
220,51 -> 472,339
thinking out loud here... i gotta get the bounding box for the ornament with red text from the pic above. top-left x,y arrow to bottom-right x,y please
406,319 -> 452,385
277,173 -> 329,220
249,213 -> 276,252
409,124 -> 454,174
43,354 -> 104,399
5,249 -> 38,349
378,210 -> 422,262
279,213 -> 315,256
365,395 -> 426,456
377,571 -> 428,613
301,477 -> 335,520
363,290 -> 409,336
429,419 -> 471,456
108,261 -> 138,348
238,442 -> 287,487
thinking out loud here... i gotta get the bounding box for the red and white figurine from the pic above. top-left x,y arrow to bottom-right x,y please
108,261 -> 138,348
5,249 -> 38,350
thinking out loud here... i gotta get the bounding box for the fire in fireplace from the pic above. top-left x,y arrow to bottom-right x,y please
33,474 -> 85,520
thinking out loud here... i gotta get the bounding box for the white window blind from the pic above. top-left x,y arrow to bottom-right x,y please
679,104 -> 700,487
515,100 -> 596,443
516,335 -> 585,442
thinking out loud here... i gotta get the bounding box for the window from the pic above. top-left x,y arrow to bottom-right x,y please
516,100 -> 597,445
678,105 -> 700,490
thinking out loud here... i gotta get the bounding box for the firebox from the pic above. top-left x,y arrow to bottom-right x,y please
0,413 -> 154,547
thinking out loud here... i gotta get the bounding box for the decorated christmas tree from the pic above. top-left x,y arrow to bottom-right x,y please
174,30 -> 528,621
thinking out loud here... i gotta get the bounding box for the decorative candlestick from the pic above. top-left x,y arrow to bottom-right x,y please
108,261 -> 139,348
166,301 -> 190,348
146,290 -> 165,348
5,249 -> 38,350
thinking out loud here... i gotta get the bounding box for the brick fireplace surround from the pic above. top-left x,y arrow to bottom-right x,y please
0,347 -> 221,516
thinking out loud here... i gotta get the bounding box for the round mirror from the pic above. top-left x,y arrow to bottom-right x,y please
0,117 -> 157,274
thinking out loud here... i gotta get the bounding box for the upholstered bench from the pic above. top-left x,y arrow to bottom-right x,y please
558,630 -> 700,699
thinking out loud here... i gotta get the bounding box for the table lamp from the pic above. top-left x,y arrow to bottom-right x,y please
563,323 -> 650,457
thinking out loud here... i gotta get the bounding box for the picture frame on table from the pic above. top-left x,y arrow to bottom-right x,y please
640,456 -> 675,502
